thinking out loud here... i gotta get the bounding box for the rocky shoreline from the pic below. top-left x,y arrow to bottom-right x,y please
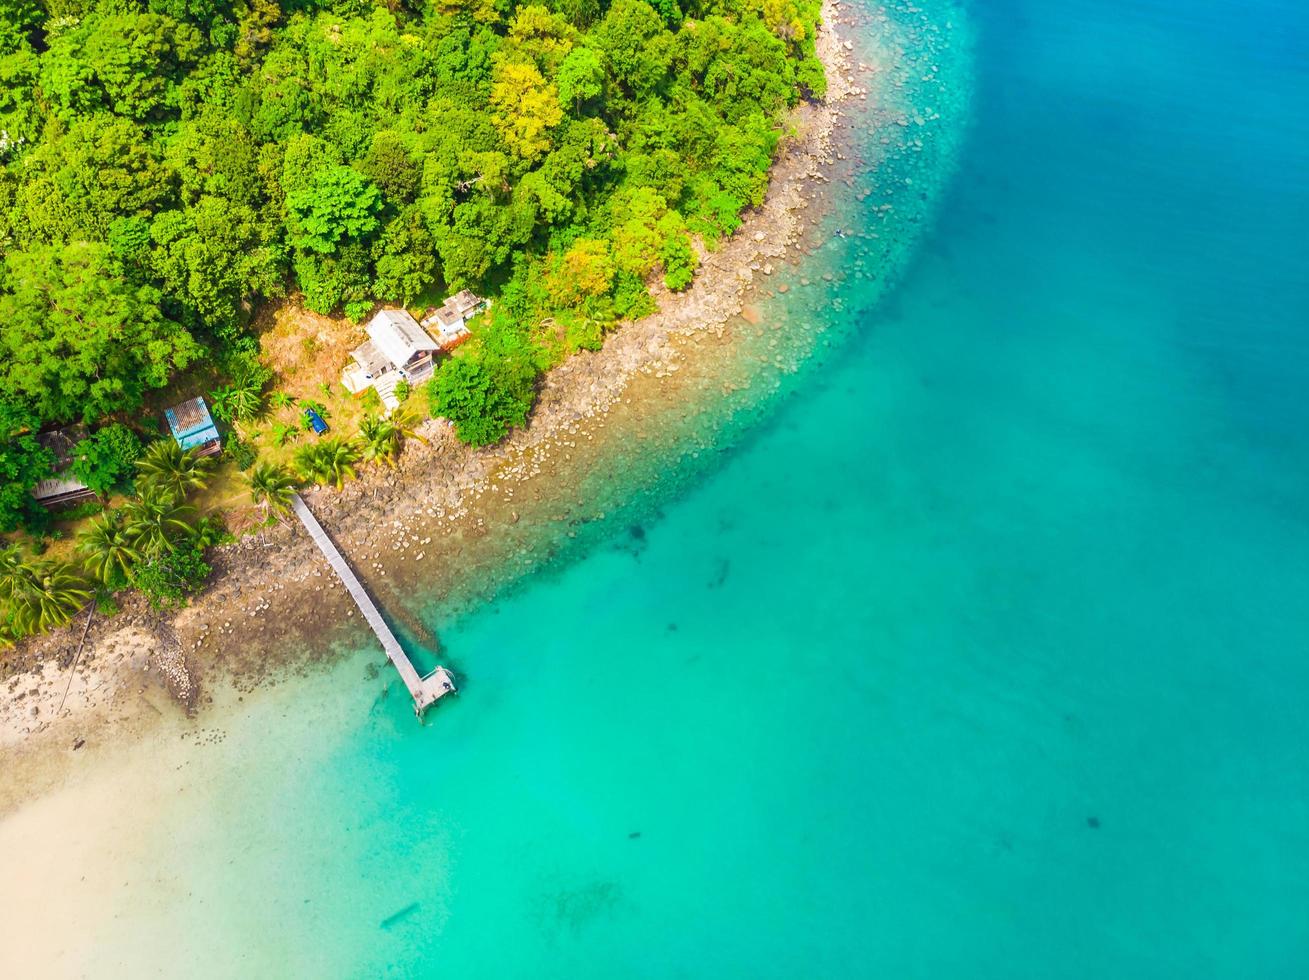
0,0 -> 903,809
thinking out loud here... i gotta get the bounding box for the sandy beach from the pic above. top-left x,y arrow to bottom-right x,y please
0,0 -> 925,811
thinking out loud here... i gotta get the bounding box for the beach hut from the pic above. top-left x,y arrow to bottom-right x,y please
421,290 -> 488,349
165,397 -> 222,457
341,309 -> 441,410
30,428 -> 96,508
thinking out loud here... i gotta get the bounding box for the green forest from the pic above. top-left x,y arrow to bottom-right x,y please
0,0 -> 823,641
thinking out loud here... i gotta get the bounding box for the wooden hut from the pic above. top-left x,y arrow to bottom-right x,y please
165,397 -> 222,457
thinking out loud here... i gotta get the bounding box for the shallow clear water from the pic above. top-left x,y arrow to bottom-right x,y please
8,0 -> 1309,974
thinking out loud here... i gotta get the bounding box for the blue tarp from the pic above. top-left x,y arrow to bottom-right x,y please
304,408 -> 329,435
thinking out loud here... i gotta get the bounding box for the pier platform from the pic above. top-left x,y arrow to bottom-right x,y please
290,493 -> 457,718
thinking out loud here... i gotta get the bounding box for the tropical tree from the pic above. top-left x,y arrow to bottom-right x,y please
77,511 -> 141,586
293,438 -> 361,490
270,421 -> 299,447
246,462 -> 297,518
210,379 -> 264,427
0,545 -> 32,603
0,242 -> 201,424
123,488 -> 197,555
135,439 -> 214,501
357,409 -> 426,469
70,423 -> 142,497
427,344 -> 538,447
5,558 -> 92,635
286,166 -> 382,254
1,401 -> 55,535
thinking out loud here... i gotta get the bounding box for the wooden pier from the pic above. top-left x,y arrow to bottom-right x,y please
290,493 -> 456,718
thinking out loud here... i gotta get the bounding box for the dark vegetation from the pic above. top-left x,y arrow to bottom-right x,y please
0,0 -> 823,643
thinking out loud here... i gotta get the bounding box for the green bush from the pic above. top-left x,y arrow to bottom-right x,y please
60,501 -> 106,522
428,351 -> 537,447
71,423 -> 142,496
133,542 -> 211,611
345,299 -> 374,322
226,436 -> 257,471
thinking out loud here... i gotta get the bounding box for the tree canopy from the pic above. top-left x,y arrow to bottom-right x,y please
0,0 -> 824,440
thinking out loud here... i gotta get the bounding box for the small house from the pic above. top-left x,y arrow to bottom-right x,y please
30,428 -> 96,508
421,290 -> 488,349
341,309 -> 441,410
166,397 -> 222,457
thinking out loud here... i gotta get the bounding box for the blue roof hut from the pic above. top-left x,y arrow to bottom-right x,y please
165,397 -> 222,457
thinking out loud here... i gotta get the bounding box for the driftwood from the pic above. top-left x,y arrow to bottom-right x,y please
57,604 -> 96,717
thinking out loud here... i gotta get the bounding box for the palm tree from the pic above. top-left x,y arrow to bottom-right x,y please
6,559 -> 92,635
246,462 -> 297,518
293,438 -> 361,490
77,511 -> 141,586
123,488 -> 197,556
211,377 -> 265,429
136,440 -> 214,501
0,545 -> 30,603
357,409 -> 426,469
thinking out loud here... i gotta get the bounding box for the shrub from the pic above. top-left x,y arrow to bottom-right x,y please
271,421 -> 299,447
71,423 -> 142,496
133,542 -> 211,610
427,351 -> 537,447
226,436 -> 257,471
345,299 -> 373,322
60,501 -> 106,522
194,514 -> 232,549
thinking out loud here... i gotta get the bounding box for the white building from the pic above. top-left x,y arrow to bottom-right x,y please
421,290 -> 488,348
342,309 -> 441,410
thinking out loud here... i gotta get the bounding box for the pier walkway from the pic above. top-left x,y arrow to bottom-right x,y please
290,493 -> 456,717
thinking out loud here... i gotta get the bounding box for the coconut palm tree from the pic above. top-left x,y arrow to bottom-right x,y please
136,440 -> 214,501
77,511 -> 141,586
6,559 -> 92,635
123,488 -> 198,556
293,438 -> 361,490
357,409 -> 426,469
0,545 -> 30,603
246,462 -> 297,518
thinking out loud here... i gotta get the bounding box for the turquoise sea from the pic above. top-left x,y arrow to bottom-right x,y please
7,0 -> 1309,975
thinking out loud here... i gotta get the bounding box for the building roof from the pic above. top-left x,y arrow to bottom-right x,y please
32,476 -> 93,503
367,309 -> 439,368
426,290 -> 486,331
30,427 -> 91,502
350,338 -> 391,376
424,314 -> 471,344
448,289 -> 484,316
37,427 -> 85,467
166,397 -> 221,451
